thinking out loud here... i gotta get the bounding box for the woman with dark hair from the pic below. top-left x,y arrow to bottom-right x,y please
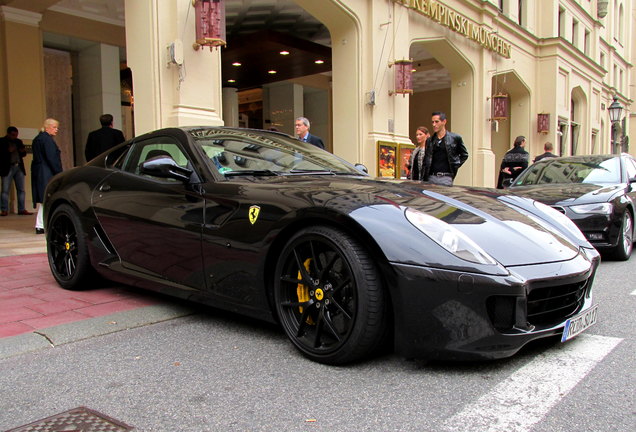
31,118 -> 63,234
407,126 -> 430,181
497,135 -> 529,189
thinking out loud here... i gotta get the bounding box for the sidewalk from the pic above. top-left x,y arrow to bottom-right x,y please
0,212 -> 193,359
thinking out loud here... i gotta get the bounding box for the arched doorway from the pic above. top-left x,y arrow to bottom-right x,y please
490,70 -> 531,184
409,39 -> 474,185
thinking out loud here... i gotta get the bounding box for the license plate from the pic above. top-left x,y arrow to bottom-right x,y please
561,304 -> 598,342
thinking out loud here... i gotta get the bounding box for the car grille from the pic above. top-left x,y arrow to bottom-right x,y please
527,279 -> 589,326
551,205 -> 566,214
487,278 -> 591,331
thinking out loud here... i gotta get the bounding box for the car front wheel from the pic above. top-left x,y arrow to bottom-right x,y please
610,211 -> 633,261
274,226 -> 387,365
47,204 -> 94,290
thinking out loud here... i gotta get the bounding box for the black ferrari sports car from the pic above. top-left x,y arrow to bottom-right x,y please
508,154 -> 636,261
44,127 -> 600,364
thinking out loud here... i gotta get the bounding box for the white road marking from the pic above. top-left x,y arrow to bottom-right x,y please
442,334 -> 622,432
631,289 -> 636,296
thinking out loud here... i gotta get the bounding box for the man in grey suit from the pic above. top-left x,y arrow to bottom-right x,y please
294,117 -> 325,150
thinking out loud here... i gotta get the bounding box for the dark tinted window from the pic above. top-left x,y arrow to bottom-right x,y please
514,156 -> 620,185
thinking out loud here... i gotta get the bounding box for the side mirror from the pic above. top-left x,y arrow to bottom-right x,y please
140,156 -> 192,182
354,163 -> 369,174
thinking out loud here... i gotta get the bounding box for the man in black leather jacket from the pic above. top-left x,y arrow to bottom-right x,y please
423,112 -> 469,185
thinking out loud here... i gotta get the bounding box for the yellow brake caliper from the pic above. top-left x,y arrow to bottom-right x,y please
296,258 -> 314,324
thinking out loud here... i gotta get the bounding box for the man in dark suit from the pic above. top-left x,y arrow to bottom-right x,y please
0,126 -> 32,216
85,114 -> 126,161
294,116 -> 325,150
533,142 -> 558,163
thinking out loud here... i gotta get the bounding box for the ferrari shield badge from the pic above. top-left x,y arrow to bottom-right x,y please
249,205 -> 261,225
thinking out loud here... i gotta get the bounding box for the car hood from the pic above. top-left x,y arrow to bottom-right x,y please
260,176 -> 583,267
508,183 -> 622,206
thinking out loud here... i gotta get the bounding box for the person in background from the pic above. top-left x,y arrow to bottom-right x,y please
0,126 -> 32,216
533,142 -> 558,163
31,118 -> 63,234
84,113 -> 125,161
407,126 -> 430,181
423,111 -> 469,186
497,135 -> 530,189
294,117 -> 325,149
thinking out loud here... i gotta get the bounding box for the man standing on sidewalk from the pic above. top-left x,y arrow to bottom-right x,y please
0,126 -> 32,216
84,114 -> 126,161
423,112 -> 469,186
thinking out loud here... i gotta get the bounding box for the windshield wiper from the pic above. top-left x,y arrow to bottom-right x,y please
288,169 -> 338,175
224,170 -> 280,177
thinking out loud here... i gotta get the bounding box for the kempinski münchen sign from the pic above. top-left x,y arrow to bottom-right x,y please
393,0 -> 512,58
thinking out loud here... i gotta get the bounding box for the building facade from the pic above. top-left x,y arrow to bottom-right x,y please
0,0 -> 633,208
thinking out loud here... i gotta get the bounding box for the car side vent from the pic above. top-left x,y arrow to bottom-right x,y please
551,206 -> 566,214
527,280 -> 588,326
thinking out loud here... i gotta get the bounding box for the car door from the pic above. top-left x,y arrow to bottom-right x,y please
624,155 -> 636,214
91,135 -> 206,289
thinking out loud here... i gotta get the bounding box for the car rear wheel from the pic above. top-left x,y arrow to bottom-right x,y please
274,226 -> 387,365
47,204 -> 94,290
610,211 -> 633,261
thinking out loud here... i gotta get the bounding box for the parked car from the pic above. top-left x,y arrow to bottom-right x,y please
508,154 -> 636,261
44,127 -> 599,364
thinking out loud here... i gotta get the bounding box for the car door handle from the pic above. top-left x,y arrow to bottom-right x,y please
99,183 -> 111,192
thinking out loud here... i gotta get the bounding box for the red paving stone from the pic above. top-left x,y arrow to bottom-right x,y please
0,253 -> 166,338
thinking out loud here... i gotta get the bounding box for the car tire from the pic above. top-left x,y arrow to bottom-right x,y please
610,211 -> 633,261
47,203 -> 95,290
274,226 -> 387,365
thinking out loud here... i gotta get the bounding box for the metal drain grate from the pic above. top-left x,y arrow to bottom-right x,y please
5,406 -> 133,432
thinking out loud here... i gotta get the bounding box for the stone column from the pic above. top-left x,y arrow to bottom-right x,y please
0,6 -> 47,211
124,0 -> 223,135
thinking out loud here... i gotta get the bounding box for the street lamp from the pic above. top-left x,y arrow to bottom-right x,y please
608,96 -> 623,154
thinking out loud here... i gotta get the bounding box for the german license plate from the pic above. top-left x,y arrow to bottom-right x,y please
561,304 -> 598,342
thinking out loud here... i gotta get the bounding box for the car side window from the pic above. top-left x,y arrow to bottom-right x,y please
625,157 -> 636,181
122,136 -> 190,181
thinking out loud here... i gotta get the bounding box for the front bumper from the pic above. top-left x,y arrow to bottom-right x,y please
388,247 -> 600,360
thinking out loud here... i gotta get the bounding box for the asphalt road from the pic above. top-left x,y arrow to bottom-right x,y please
1,257 -> 634,432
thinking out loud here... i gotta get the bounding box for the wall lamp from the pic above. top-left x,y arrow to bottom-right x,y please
193,0 -> 226,51
537,113 -> 550,134
389,59 -> 413,96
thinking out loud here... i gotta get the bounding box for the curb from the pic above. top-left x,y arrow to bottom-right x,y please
0,303 -> 195,360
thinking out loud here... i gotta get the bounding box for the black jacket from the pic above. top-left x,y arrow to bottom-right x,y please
85,126 -> 125,161
423,131 -> 469,179
533,152 -> 558,163
31,131 -> 63,204
303,133 -> 325,150
497,146 -> 529,188
0,136 -> 27,177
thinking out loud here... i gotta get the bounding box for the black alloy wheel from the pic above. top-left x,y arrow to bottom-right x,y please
611,211 -> 633,261
274,226 -> 387,365
47,204 -> 93,290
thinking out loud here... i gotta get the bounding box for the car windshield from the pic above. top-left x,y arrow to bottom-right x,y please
513,156 -> 621,186
187,128 -> 364,177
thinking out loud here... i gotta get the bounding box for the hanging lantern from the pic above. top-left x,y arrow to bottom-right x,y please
193,0 -> 226,51
491,93 -> 509,120
597,0 -> 609,18
537,113 -> 550,134
390,59 -> 413,96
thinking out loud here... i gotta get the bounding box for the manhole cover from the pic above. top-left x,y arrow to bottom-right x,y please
5,406 -> 133,432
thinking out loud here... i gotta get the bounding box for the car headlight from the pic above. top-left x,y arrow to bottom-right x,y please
569,203 -> 613,215
405,208 -> 497,265
532,201 -> 587,243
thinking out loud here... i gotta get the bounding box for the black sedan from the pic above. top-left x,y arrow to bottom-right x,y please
44,127 -> 600,364
508,154 -> 636,260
